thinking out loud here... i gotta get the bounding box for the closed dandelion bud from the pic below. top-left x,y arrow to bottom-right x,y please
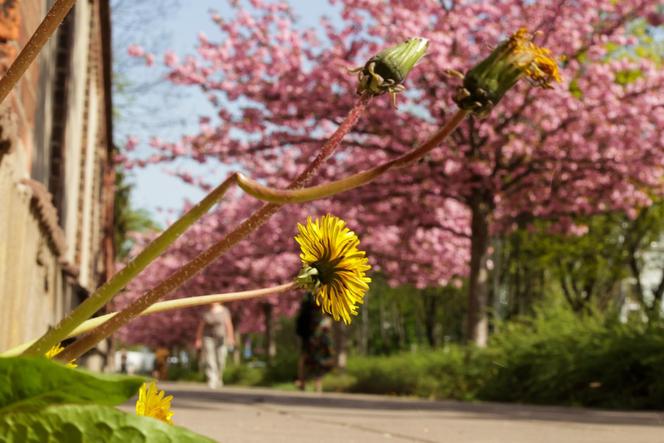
351,37 -> 429,106
453,28 -> 561,117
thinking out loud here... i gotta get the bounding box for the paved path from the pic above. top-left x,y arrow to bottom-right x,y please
124,383 -> 664,443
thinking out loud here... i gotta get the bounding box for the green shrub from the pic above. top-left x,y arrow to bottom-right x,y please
167,364 -> 205,382
481,305 -> 664,409
338,346 -> 490,400
322,370 -> 357,392
262,353 -> 299,384
223,354 -> 299,387
220,305 -> 664,410
223,363 -> 264,386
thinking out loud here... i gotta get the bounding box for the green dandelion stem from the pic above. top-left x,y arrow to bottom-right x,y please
2,282 -> 296,357
55,96 -> 371,363
237,109 -> 469,204
21,174 -> 239,356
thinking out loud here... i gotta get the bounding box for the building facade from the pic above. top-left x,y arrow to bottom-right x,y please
0,0 -> 113,353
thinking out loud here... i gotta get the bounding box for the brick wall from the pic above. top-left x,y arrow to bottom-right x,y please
0,1 -> 19,75
0,0 -> 112,354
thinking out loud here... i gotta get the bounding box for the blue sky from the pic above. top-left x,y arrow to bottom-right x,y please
113,1 -> 339,225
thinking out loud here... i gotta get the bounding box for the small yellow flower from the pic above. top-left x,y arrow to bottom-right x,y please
295,214 -> 371,324
135,382 -> 174,425
45,344 -> 77,368
453,27 -> 562,116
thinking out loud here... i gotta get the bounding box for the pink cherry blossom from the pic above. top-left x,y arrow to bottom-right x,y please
119,1 -> 664,346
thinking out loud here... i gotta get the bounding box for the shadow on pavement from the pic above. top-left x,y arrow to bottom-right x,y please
165,384 -> 664,428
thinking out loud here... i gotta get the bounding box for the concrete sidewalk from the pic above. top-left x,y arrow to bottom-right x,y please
123,383 -> 664,443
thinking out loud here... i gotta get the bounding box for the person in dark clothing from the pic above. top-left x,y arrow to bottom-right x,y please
305,317 -> 335,392
295,292 -> 321,390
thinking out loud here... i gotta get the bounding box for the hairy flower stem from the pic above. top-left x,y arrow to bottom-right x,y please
2,282 -> 295,357
0,0 -> 76,104
237,109 -> 469,203
23,175 -> 238,356
57,96 -> 371,362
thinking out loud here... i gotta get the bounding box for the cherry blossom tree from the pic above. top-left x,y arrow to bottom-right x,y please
121,0 -> 664,346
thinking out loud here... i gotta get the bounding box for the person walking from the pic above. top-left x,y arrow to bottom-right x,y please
153,346 -> 170,380
196,303 -> 235,388
304,317 -> 336,392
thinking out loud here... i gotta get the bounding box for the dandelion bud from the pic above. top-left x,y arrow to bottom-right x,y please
351,37 -> 429,106
453,28 -> 561,116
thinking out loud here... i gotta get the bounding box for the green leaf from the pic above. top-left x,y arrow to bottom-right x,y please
0,404 -> 215,443
615,68 -> 642,85
568,78 -> 583,99
0,357 -> 143,413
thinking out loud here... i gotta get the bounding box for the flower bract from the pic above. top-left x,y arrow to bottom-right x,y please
295,214 -> 371,324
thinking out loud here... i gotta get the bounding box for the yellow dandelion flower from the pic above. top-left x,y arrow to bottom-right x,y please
294,214 -> 371,324
135,382 -> 174,425
45,344 -> 77,368
454,27 -> 562,116
509,28 -> 562,88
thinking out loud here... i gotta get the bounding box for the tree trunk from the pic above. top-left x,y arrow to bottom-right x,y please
378,290 -> 387,350
262,303 -> 276,363
233,332 -> 241,365
423,290 -> 437,347
393,303 -> 405,349
360,294 -> 369,355
489,238 -> 502,334
466,196 -> 491,347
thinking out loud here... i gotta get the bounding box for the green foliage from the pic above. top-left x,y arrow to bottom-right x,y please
343,275 -> 466,355
223,356 -> 299,387
261,317 -> 301,383
263,353 -> 299,384
0,404 -> 213,443
568,78 -> 583,99
0,357 -> 143,413
482,305 -> 664,409
320,370 -> 356,392
614,68 -> 643,85
498,215 -> 632,317
622,202 -> 664,321
166,365 -> 205,383
223,363 -> 264,386
312,306 -> 664,410
0,357 -> 211,442
114,171 -> 160,259
336,347 -> 490,400
496,202 -> 664,321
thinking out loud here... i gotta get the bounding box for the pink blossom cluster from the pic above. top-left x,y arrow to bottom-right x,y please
119,0 -> 664,343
